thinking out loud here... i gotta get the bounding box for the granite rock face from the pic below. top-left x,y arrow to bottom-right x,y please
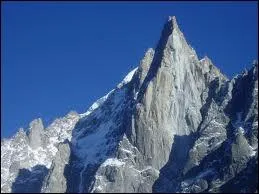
1,16 -> 258,193
41,143 -> 71,193
28,119 -> 44,149
1,112 -> 80,193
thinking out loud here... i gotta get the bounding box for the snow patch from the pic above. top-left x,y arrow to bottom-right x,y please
80,89 -> 115,118
75,120 -> 113,164
101,158 -> 125,167
233,112 -> 246,135
134,91 -> 139,100
119,148 -> 133,154
27,146 -> 52,169
117,67 -> 138,88
249,145 -> 257,157
253,121 -> 258,127
210,120 -> 224,127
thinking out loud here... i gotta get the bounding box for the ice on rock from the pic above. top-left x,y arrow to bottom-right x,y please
80,67 -> 138,119
101,158 -> 125,167
117,67 -> 138,89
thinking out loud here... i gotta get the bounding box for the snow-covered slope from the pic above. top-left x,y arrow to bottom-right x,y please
1,16 -> 258,193
1,112 -> 80,193
1,65 -> 139,193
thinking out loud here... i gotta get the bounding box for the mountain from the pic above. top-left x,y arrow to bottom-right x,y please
1,16 -> 258,193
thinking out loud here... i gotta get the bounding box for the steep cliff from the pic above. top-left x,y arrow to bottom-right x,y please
1,16 -> 257,193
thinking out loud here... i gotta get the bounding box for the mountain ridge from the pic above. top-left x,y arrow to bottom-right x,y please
1,16 -> 258,193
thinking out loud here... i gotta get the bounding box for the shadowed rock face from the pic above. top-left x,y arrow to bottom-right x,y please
41,142 -> 71,193
1,16 -> 258,193
11,165 -> 48,193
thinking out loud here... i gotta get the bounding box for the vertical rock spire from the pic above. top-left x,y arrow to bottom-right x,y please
154,16 -> 191,58
168,16 -> 180,31
140,16 -> 196,91
28,118 -> 44,149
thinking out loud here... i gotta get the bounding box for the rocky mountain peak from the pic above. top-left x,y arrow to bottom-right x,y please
155,15 -> 190,56
168,16 -> 179,31
200,55 -> 212,64
28,118 -> 44,149
14,128 -> 27,140
1,16 -> 257,193
29,118 -> 44,131
134,48 -> 155,88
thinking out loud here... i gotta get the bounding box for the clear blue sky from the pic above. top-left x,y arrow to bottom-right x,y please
2,2 -> 258,138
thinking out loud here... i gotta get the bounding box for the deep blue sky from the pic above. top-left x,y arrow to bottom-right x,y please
2,2 -> 258,138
